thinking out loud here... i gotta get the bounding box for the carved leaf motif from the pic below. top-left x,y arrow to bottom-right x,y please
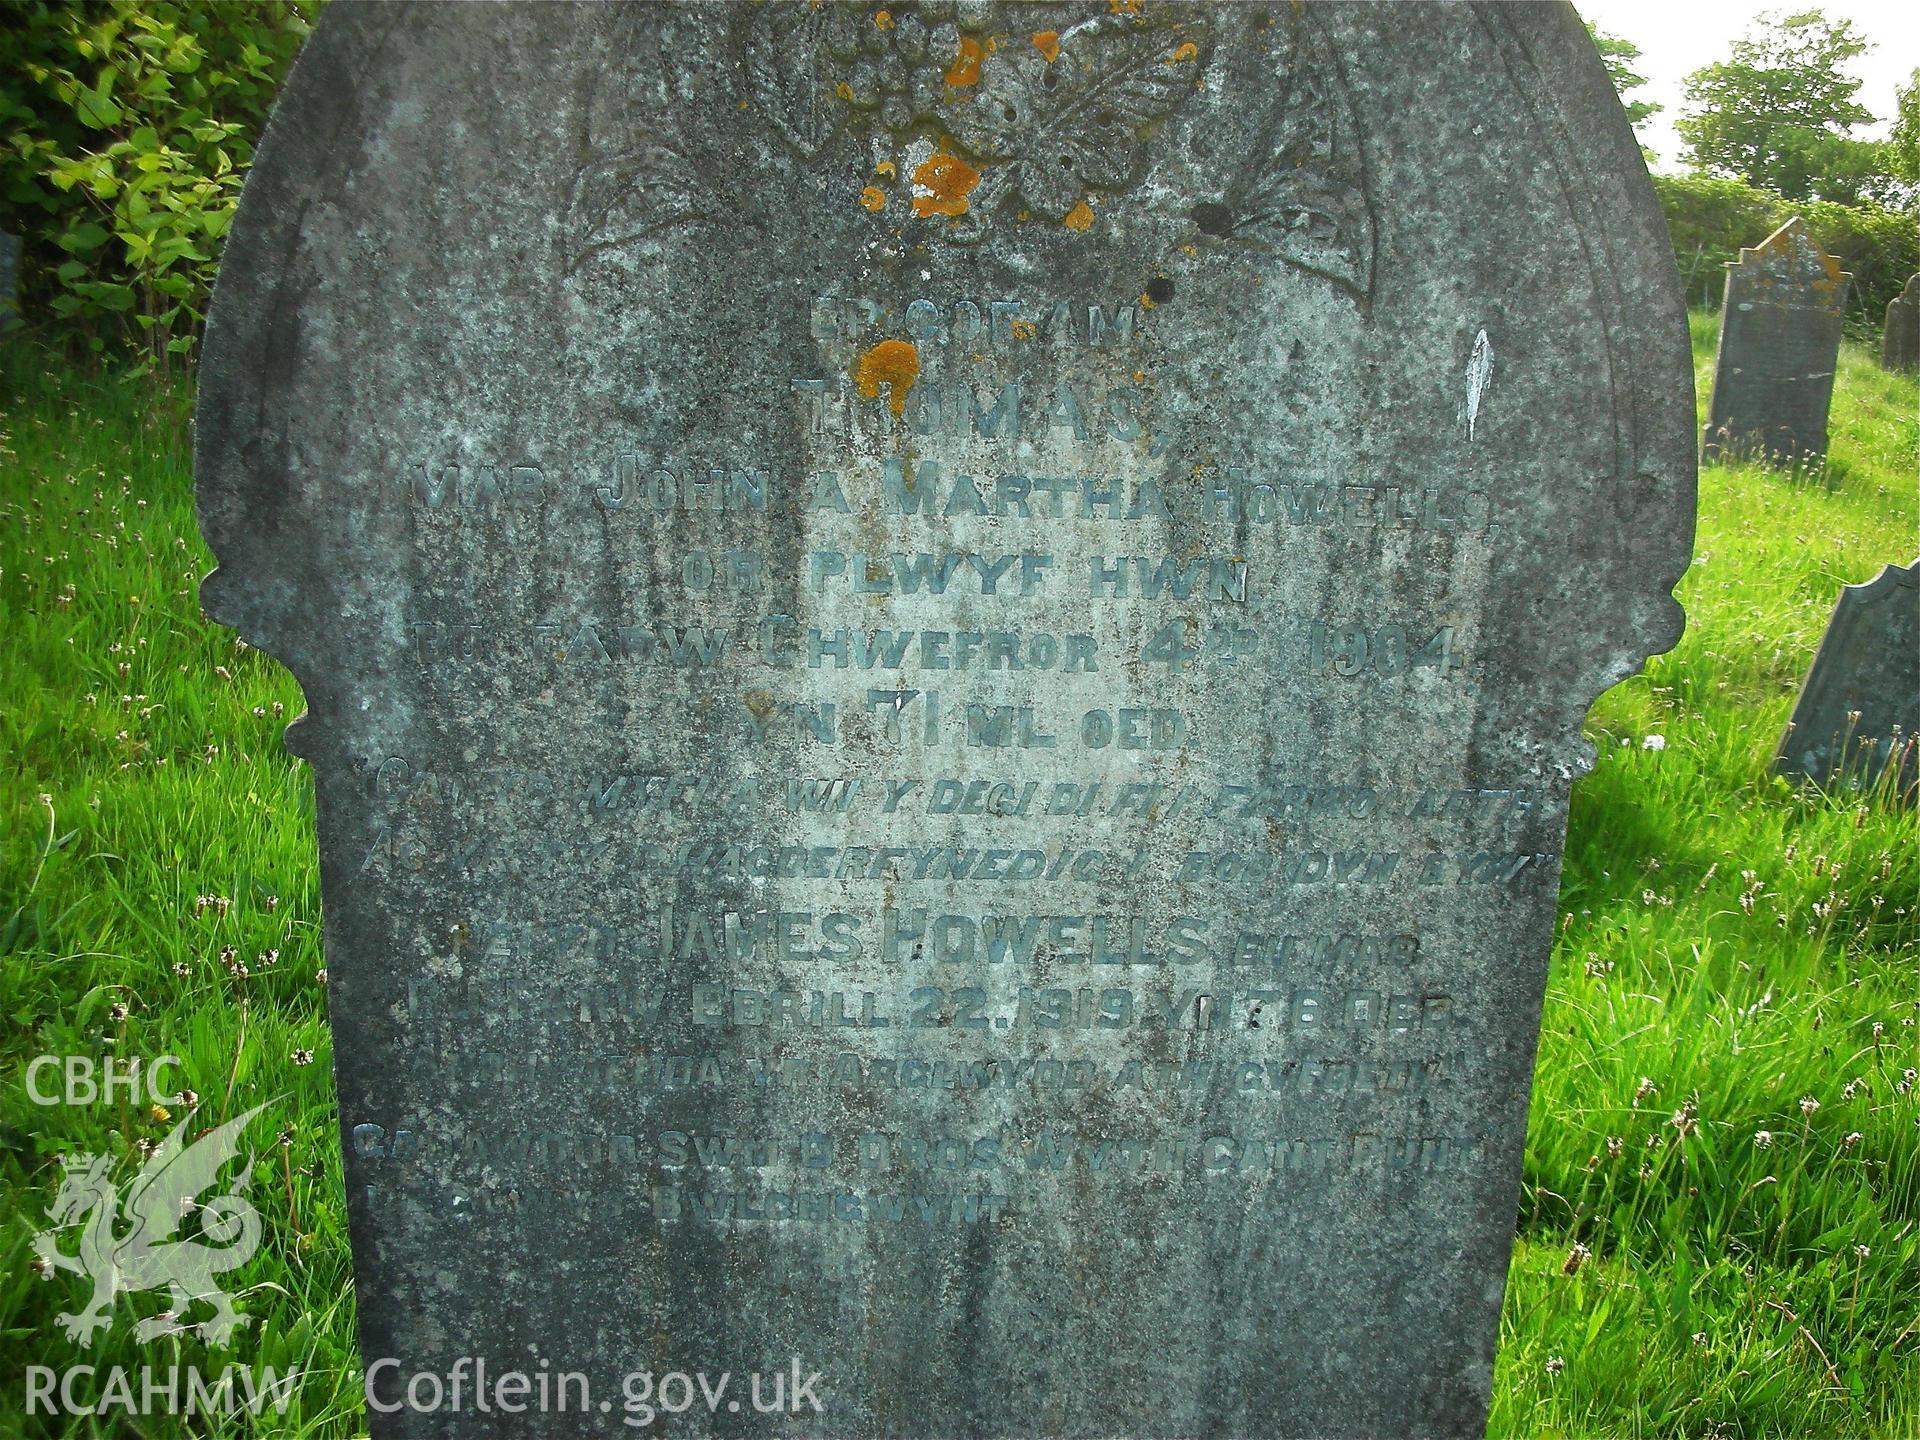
562,9 -> 724,275
744,4 -> 838,158
1212,22 -> 1374,302
563,138 -> 711,274
946,16 -> 1207,219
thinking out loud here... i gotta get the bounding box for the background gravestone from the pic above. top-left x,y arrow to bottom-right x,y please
196,3 -> 1694,1435
1884,274 -> 1919,373
0,232 -> 19,333
1775,559 -> 1919,799
1701,216 -> 1850,464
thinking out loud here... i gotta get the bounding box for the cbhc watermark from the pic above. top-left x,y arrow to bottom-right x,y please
26,1054 -> 184,1107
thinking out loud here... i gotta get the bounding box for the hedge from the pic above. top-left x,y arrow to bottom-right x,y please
1654,173 -> 1919,331
0,0 -> 314,372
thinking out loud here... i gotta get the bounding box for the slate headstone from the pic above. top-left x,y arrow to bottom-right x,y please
0,232 -> 20,333
1775,560 -> 1919,799
1883,274 -> 1919,373
195,4 -> 1695,1435
1701,216 -> 1851,464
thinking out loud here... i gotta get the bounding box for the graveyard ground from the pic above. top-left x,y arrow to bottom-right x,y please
1,321 -> 1915,1439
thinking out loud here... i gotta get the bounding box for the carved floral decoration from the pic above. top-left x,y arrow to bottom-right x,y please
566,2 -> 1374,302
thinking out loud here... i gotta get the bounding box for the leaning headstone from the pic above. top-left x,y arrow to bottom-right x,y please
1701,216 -> 1851,464
196,4 -> 1694,1435
1883,274 -> 1920,373
0,232 -> 19,332
1775,559 -> 1919,798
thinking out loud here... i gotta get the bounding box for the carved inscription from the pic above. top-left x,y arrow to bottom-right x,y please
327,281 -> 1560,1230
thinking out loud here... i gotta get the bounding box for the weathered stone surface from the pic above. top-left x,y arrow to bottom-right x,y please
1701,216 -> 1850,464
195,3 -> 1694,1435
1884,274 -> 1920,373
1775,560 -> 1919,799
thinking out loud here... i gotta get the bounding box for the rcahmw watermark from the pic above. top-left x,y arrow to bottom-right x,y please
25,1364 -> 298,1418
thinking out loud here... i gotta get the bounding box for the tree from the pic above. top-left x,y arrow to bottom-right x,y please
1676,9 -> 1875,202
1587,24 -> 1662,130
1887,68 -> 1920,188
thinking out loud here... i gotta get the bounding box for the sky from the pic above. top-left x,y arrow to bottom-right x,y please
1574,0 -> 1919,170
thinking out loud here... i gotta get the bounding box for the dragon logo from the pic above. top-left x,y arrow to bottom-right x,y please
32,1105 -> 267,1347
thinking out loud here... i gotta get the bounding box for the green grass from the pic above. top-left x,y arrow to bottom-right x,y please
0,375 -> 353,1436
1,322 -> 1915,1438
1492,320 -> 1920,1438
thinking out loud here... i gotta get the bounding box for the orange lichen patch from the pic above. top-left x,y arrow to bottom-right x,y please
1166,41 -> 1198,63
875,159 -> 896,178
1108,0 -> 1142,13
1139,291 -> 1156,310
1063,199 -> 1095,232
859,185 -> 887,212
1009,318 -> 1037,341
834,81 -> 855,102
945,35 -> 985,86
853,339 -> 920,417
874,8 -> 893,28
1748,217 -> 1848,293
1031,29 -> 1061,61
910,149 -> 980,217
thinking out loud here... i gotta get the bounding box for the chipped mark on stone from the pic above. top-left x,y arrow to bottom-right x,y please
853,339 -> 920,416
1466,328 -> 1493,441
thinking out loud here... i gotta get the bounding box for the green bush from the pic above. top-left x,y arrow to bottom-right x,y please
1,0 -> 314,372
1655,173 -> 1920,330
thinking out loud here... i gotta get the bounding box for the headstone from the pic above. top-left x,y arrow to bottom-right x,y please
1701,216 -> 1850,464
1775,560 -> 1919,799
195,4 -> 1695,1435
0,232 -> 20,332
1883,274 -> 1920,373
